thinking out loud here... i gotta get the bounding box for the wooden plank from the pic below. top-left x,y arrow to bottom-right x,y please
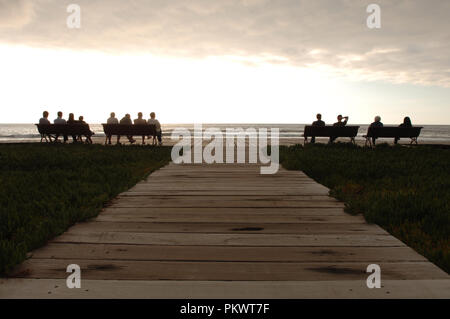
121,190 -> 330,196
31,243 -> 427,262
100,207 -> 347,215
107,199 -> 344,208
11,259 -> 448,281
94,212 -> 366,224
144,176 -> 317,181
67,221 -> 385,235
50,232 -> 403,247
4,279 -> 450,299
128,186 -> 329,192
115,195 -> 337,201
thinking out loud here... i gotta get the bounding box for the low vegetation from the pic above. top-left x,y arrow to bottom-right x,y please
0,144 -> 171,274
280,143 -> 450,273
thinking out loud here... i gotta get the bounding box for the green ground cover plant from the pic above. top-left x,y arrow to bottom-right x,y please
280,143 -> 450,273
0,144 -> 171,274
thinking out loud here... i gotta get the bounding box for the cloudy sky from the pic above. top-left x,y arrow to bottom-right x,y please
0,0 -> 449,124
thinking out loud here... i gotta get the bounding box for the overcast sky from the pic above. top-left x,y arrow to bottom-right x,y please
1,0 -> 449,124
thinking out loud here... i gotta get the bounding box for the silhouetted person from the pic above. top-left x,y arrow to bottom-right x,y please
134,112 -> 147,144
54,111 -> 66,124
310,113 -> 325,143
120,113 -> 132,125
134,112 -> 147,125
369,115 -> 383,145
147,112 -> 162,146
67,113 -> 78,143
39,111 -> 50,125
119,114 -> 136,144
329,114 -> 349,143
78,116 -> 93,144
106,112 -> 119,144
107,112 -> 119,124
67,113 -> 76,124
39,111 -> 52,142
395,116 -> 413,144
399,116 -> 412,128
54,111 -> 68,143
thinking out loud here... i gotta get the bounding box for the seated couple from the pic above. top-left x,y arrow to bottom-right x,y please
309,113 -> 349,143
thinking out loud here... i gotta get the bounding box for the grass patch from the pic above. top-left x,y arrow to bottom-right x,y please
0,143 -> 171,274
280,143 -> 450,273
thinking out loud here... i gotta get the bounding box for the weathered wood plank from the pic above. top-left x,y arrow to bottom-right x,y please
95,212 -> 366,224
67,221 -> 385,235
100,207 -> 347,215
31,243 -> 427,262
108,199 -> 344,208
3,278 -> 450,299
12,259 -> 448,281
51,232 -> 403,247
115,195 -> 338,201
122,190 -> 330,196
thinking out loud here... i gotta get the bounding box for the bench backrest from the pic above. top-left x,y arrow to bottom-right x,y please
304,125 -> 360,137
102,124 -> 157,136
366,126 -> 423,138
36,124 -> 92,135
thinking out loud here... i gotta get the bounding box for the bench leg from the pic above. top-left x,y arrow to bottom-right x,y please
351,137 -> 356,145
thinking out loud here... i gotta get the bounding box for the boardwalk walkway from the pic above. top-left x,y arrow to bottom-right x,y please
1,163 -> 449,298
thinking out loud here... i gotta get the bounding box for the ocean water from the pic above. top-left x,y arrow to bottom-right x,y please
1,123 -> 450,143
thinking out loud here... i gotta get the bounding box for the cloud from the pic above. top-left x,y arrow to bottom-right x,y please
0,0 -> 34,28
1,0 -> 450,87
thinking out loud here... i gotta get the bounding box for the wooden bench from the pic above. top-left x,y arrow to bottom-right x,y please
363,126 -> 423,147
303,126 -> 360,145
102,124 -> 156,144
35,124 -> 93,143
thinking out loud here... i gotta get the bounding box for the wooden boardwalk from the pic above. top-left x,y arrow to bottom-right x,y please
1,163 -> 449,298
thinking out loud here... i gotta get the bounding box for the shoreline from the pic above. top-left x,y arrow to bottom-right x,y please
1,136 -> 450,146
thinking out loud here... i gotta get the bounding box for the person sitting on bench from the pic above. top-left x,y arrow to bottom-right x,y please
395,116 -> 412,144
39,111 -> 51,125
38,111 -> 52,142
399,116 -> 412,128
119,114 -> 136,144
107,112 -> 119,124
369,115 -> 383,145
134,112 -> 147,145
54,111 -> 68,143
67,113 -> 79,143
329,114 -> 349,143
78,116 -> 94,144
310,113 -> 325,143
148,112 -> 162,146
106,112 -> 119,144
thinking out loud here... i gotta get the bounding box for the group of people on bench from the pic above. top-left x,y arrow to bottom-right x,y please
39,111 -> 93,143
106,112 -> 162,146
310,113 -> 413,145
